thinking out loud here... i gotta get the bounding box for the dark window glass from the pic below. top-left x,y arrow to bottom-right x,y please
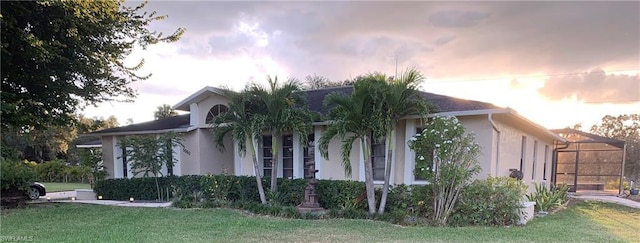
282,135 -> 293,178
371,136 -> 386,181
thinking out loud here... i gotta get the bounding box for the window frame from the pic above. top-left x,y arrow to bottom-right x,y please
282,135 -> 294,179
262,135 -> 273,178
205,104 -> 229,124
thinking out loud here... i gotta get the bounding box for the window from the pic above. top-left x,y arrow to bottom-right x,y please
303,134 -> 315,178
543,145 -> 549,180
371,136 -> 386,181
282,135 -> 294,178
262,134 -> 294,178
205,104 -> 229,124
520,136 -> 527,173
532,140 -> 538,180
262,135 -> 273,177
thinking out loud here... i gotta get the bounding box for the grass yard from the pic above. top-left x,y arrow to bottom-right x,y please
42,182 -> 91,192
1,200 -> 638,242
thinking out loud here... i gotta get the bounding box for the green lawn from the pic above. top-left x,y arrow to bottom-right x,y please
1,201 -> 638,242
42,182 -> 91,192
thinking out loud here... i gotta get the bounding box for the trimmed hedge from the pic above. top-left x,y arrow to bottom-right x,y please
95,174 -> 526,226
95,174 -> 364,208
94,174 -> 433,221
94,177 -> 173,200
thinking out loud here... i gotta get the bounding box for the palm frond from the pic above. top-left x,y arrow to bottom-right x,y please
340,135 -> 358,177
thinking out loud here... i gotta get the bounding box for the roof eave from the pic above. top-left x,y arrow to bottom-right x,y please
505,109 -> 567,143
404,108 -> 567,143
82,127 -> 191,137
403,108 -> 511,120
76,144 -> 102,148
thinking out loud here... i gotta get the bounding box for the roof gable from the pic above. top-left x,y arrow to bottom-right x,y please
173,86 -> 227,111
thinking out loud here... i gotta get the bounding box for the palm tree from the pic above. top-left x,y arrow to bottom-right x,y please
252,76 -> 314,192
154,104 -> 178,119
210,87 -> 267,204
319,77 -> 388,214
377,69 -> 431,214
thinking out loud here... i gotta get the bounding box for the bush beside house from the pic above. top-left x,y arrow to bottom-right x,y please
94,174 -> 526,226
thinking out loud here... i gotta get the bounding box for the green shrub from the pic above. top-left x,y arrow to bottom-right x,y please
36,159 -> 67,182
230,200 -> 300,218
327,208 -> 368,219
408,185 -> 433,218
274,177 -> 307,205
382,184 -> 411,213
200,174 -> 234,204
172,190 -> 205,208
606,179 -> 630,190
375,210 -> 417,225
1,160 -> 36,192
526,183 -> 570,212
450,177 -> 527,226
171,175 -> 202,193
372,184 -> 432,225
317,180 -> 366,210
96,174 -> 448,223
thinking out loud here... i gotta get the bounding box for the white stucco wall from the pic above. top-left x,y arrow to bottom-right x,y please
492,115 -> 555,192
393,120 -> 407,185
102,136 -> 115,179
199,128 -> 234,174
180,130 -> 200,175
458,115 -> 495,179
320,129 -> 359,181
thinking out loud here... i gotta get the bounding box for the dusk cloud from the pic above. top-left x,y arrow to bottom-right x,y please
137,1 -> 639,99
538,70 -> 640,103
429,10 -> 491,28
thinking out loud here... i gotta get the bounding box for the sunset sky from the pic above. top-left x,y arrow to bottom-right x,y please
83,1 -> 640,129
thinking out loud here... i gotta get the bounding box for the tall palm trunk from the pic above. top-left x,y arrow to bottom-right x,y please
249,137 -> 267,204
362,135 -> 377,215
378,127 -> 395,214
270,130 -> 280,192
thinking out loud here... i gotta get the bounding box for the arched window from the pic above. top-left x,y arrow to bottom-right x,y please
205,104 -> 228,124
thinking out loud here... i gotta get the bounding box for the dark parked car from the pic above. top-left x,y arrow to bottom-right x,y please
26,182 -> 46,200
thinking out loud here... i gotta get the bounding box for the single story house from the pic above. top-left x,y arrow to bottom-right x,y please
87,86 -> 566,191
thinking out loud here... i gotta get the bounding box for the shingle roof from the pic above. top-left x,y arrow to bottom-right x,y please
89,114 -> 190,135
302,86 -> 500,115
89,86 -> 500,135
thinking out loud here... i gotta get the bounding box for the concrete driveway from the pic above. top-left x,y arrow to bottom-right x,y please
570,195 -> 640,209
33,191 -> 171,208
